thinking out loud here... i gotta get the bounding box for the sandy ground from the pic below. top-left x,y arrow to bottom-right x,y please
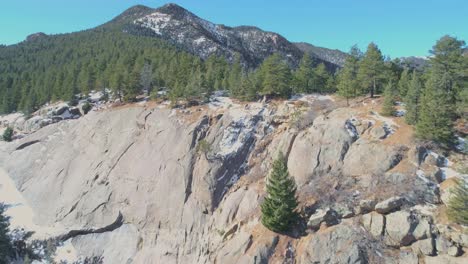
0,168 -> 78,262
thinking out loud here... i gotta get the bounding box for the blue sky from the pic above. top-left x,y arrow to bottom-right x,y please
1,0 -> 467,57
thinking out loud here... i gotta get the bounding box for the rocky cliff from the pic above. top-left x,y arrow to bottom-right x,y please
0,95 -> 467,263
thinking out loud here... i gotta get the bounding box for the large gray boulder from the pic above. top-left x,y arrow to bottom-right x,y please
385,211 -> 418,247
375,196 -> 405,214
411,238 -> 435,256
300,224 -> 369,264
361,212 -> 385,237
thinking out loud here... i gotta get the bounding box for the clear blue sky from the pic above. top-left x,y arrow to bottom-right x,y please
1,0 -> 467,57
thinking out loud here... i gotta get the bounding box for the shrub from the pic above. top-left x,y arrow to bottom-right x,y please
196,139 -> 212,155
2,127 -> 13,142
82,102 -> 92,114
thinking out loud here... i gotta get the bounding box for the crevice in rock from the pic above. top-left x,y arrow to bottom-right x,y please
184,156 -> 196,204
190,115 -> 210,149
105,142 -> 135,178
313,147 -> 322,172
143,110 -> 153,129
285,133 -> 297,160
15,140 -> 40,151
184,116 -> 210,203
56,212 -> 124,242
339,142 -> 350,162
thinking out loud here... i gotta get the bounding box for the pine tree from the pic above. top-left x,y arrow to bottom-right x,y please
228,55 -> 243,96
259,54 -> 292,98
404,71 -> 422,125
124,67 -> 141,102
337,45 -> 361,105
2,127 -> 13,142
358,42 -> 385,98
312,63 -> 331,93
398,68 -> 411,98
293,55 -> 314,93
261,152 -> 298,232
140,61 -> 153,96
381,81 -> 397,116
416,74 -> 454,144
239,73 -> 257,101
0,204 -> 14,263
447,178 -> 468,225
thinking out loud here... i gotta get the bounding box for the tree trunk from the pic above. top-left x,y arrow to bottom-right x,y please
371,78 -> 376,98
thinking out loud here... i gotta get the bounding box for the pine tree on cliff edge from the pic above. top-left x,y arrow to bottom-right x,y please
261,152 -> 298,232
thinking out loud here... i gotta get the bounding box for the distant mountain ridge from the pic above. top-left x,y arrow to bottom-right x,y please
118,3 -> 345,69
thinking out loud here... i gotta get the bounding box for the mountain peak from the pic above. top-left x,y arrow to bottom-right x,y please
157,3 -> 190,15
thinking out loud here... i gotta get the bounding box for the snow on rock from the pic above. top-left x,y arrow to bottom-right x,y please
135,12 -> 173,35
456,136 -> 466,152
290,93 -> 335,103
217,106 -> 266,159
345,118 -> 359,140
395,109 -> 406,117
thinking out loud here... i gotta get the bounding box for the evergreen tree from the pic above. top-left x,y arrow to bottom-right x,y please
416,74 -> 454,144
0,204 -> 14,264
2,127 -> 13,142
381,81 -> 397,116
457,87 -> 468,119
312,63 -> 331,93
398,68 -> 411,98
140,61 -> 153,96
239,73 -> 257,101
261,152 -> 298,232
228,55 -> 243,97
430,35 -> 467,118
337,45 -> 361,105
358,42 -> 385,97
293,55 -> 314,93
124,67 -> 141,102
447,178 -> 468,225
404,71 -> 422,125
259,54 -> 292,98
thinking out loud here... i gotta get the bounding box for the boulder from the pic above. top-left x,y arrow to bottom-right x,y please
411,238 -> 435,256
385,211 -> 418,247
397,250 -> 419,264
55,104 -> 69,116
361,212 -> 385,237
448,245 -> 462,257
435,235 -> 452,255
375,196 -> 405,214
69,107 -> 82,117
334,204 -> 354,218
357,199 -> 377,214
413,218 -> 432,240
300,225 -> 369,264
370,126 -> 387,140
425,255 -> 467,264
307,208 -> 339,230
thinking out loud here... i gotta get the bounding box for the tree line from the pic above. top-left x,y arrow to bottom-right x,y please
0,27 -> 335,114
336,36 -> 467,146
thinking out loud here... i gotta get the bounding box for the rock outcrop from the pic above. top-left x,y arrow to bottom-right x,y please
1,95 -> 467,263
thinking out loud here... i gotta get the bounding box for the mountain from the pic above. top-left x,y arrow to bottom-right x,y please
0,3 -> 345,114
294,42 -> 348,67
398,56 -> 430,70
116,3 -> 343,68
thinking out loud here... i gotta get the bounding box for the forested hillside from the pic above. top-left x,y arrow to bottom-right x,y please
0,3 -> 466,148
